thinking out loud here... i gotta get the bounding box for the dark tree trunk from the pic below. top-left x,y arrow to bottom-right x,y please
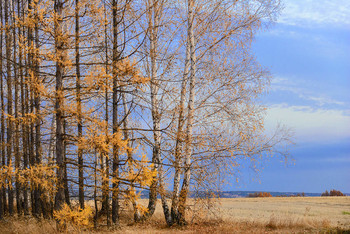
20,0 -> 29,214
21,42 -> 29,215
0,0 -> 4,219
63,120 -> 70,206
27,0 -> 37,217
13,0 -> 22,215
5,0 -> 14,216
53,0 -> 66,219
15,0 -> 25,216
75,0 -> 84,210
111,0 -> 120,225
33,2 -> 43,217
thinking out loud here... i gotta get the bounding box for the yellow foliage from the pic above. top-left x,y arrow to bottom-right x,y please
136,203 -> 149,216
0,163 -> 57,196
125,155 -> 157,187
79,119 -> 132,156
53,203 -> 93,229
85,66 -> 112,91
19,164 -> 58,193
0,162 -> 15,189
115,58 -> 150,85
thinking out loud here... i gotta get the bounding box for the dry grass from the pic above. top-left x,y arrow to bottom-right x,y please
219,197 -> 350,229
1,196 -> 349,233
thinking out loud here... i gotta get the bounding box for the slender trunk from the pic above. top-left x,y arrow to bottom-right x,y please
171,9 -> 191,222
158,164 -> 172,226
111,0 -> 120,225
24,59 -> 31,215
20,0 -> 29,213
30,77 -> 36,215
47,116 -> 55,217
63,120 -> 70,206
105,150 -> 110,227
27,0 -> 36,216
145,0 -> 172,225
147,0 -> 159,217
103,100 -> 110,226
27,0 -> 39,217
54,0 -> 66,220
75,0 -> 84,210
34,3 -> 43,216
177,0 -> 196,225
99,150 -> 106,213
0,0 -> 5,219
13,0 -> 21,215
99,0 -> 108,217
27,73 -> 35,215
93,150 -> 98,228
121,90 -> 141,222
5,0 -> 14,216
21,24 -> 29,214
147,0 -> 169,220
0,1 -> 6,220
104,21 -> 110,227
17,0 -> 25,215
20,1 -> 31,215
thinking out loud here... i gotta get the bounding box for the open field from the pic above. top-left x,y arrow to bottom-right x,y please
0,196 -> 349,233
219,197 -> 350,228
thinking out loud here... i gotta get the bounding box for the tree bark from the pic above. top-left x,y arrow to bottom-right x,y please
75,0 -> 84,210
13,0 -> 21,215
54,0 -> 66,220
121,90 -> 141,222
147,0 -> 161,218
0,0 -> 4,219
5,0 -> 14,216
27,0 -> 36,216
34,2 -> 43,217
16,0 -> 25,216
104,21 -> 110,227
20,25 -> 29,214
111,0 -> 120,225
63,120 -> 70,206
171,8 -> 191,223
177,0 -> 196,225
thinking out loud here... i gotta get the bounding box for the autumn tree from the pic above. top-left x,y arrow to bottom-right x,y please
0,0 -> 291,231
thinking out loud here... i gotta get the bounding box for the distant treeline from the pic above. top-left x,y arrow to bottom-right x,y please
321,190 -> 345,197
245,189 -> 347,198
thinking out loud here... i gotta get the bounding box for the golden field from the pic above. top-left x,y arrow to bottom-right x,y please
0,196 -> 349,233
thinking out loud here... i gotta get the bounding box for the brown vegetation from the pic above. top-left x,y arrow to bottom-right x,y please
248,192 -> 273,198
322,189 -> 345,196
1,197 -> 349,233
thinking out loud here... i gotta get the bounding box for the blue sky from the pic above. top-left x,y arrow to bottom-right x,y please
233,0 -> 350,193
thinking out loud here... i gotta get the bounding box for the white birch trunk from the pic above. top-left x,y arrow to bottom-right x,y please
178,0 -> 196,224
121,89 -> 141,222
171,10 -> 191,221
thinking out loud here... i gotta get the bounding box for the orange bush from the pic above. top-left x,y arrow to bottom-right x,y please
248,192 -> 272,197
321,189 -> 345,196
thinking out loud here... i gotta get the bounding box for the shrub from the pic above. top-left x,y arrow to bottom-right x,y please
53,203 -> 93,231
321,189 -> 344,196
248,192 -> 272,197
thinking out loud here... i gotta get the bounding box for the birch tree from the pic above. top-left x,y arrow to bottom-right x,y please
0,0 -> 291,230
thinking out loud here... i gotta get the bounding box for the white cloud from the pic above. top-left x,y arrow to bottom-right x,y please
270,76 -> 303,93
270,76 -> 347,108
265,104 -> 350,143
301,95 -> 345,107
278,0 -> 350,27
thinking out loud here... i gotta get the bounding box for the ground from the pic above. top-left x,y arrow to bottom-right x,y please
1,197 -> 349,233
